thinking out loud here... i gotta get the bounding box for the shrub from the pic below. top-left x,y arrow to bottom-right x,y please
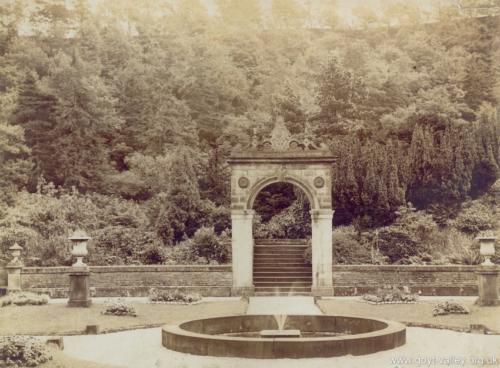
90,227 -> 157,265
0,186 -> 153,266
102,300 -> 137,317
164,240 -> 198,264
0,336 -> 52,367
433,229 -> 481,265
376,228 -> 418,264
148,288 -> 201,304
376,205 -> 438,264
0,292 -> 49,307
333,226 -> 387,264
303,227 -> 388,265
192,226 -> 229,263
254,196 -> 311,239
362,286 -> 419,303
199,202 -> 231,235
432,301 -> 469,316
141,243 -> 167,265
452,202 -> 495,235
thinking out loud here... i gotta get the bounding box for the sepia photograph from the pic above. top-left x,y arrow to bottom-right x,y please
0,0 -> 499,367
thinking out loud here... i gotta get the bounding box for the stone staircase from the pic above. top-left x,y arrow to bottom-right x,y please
253,240 -> 312,296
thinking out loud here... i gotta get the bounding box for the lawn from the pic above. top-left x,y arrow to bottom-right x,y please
317,299 -> 500,333
0,299 -> 247,336
1,299 -> 247,368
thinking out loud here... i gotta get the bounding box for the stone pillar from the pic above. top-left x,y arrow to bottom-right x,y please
310,209 -> 334,296
475,236 -> 499,306
68,230 -> 92,307
6,243 -> 23,293
68,270 -> 92,307
476,268 -> 499,306
231,209 -> 255,296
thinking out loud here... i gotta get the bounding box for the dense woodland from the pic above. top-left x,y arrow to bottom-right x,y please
0,0 -> 499,266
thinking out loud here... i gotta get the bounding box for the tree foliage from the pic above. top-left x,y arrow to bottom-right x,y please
0,1 -> 499,265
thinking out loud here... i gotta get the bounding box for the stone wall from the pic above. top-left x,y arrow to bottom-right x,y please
332,265 -> 494,296
21,265 -> 232,298
16,264 -> 498,297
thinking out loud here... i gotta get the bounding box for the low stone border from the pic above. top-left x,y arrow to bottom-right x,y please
402,321 -> 500,335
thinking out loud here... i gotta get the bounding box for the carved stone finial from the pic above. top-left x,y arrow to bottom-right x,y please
269,117 -> 292,150
251,117 -> 328,152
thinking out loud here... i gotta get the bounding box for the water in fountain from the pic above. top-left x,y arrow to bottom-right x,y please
274,314 -> 287,330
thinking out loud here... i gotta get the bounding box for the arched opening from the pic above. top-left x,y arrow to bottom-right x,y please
250,182 -> 312,296
252,182 -> 311,240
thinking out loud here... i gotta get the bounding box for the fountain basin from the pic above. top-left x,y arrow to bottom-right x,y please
162,315 -> 406,359
260,329 -> 301,337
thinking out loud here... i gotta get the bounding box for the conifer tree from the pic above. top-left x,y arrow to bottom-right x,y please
156,149 -> 202,245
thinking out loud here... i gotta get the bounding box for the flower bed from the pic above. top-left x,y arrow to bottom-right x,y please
433,301 -> 469,316
0,292 -> 49,307
148,288 -> 202,304
102,300 -> 137,317
0,336 -> 52,367
362,286 -> 419,304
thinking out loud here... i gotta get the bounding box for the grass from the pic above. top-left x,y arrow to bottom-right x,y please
0,299 -> 247,335
317,299 -> 500,332
0,300 -> 246,368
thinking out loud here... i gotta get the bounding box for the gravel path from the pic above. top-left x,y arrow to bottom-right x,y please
246,296 -> 322,315
63,327 -> 500,368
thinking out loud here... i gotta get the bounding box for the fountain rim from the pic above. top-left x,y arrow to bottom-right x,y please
163,314 -> 406,342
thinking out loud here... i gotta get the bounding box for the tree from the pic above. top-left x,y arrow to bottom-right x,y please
0,122 -> 32,204
315,57 -> 367,137
156,149 -> 202,245
12,52 -> 122,192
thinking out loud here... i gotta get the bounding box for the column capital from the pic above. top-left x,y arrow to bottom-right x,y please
310,209 -> 334,220
231,209 -> 255,219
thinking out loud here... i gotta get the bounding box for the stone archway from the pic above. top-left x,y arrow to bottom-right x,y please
228,120 -> 336,296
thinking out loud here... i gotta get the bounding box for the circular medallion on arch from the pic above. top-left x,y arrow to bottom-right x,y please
313,176 -> 325,188
238,177 -> 250,189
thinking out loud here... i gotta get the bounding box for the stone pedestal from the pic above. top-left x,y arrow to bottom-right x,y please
68,269 -> 92,307
231,210 -> 255,296
6,264 -> 22,293
475,268 -> 499,306
310,209 -> 334,296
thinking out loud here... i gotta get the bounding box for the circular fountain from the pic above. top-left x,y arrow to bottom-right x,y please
162,315 -> 406,359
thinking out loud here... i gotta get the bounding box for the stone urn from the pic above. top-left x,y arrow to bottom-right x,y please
477,236 -> 497,266
69,229 -> 91,268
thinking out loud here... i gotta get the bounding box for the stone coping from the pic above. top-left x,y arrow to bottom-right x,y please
254,239 -> 308,245
18,264 -> 498,274
21,265 -> 232,274
228,150 -> 337,164
332,265 -> 498,272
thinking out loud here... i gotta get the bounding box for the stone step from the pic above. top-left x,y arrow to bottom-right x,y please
254,292 -> 311,296
254,254 -> 305,258
253,252 -> 304,258
253,249 -> 304,256
253,271 -> 312,277
253,280 -> 312,289
254,276 -> 312,282
254,286 -> 311,292
254,248 -> 306,253
253,267 -> 312,272
253,255 -> 304,263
